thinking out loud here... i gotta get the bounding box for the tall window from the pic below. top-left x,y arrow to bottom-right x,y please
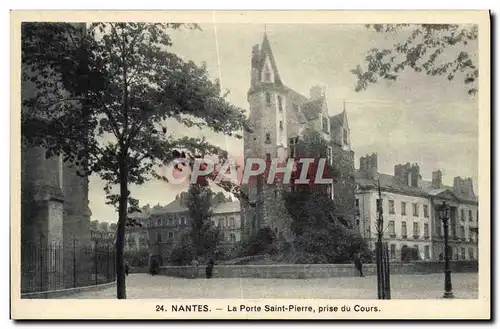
460,225 -> 465,239
402,221 -> 407,237
168,232 -> 173,239
263,65 -> 271,82
265,92 -> 271,106
461,209 -> 465,220
389,200 -> 395,214
423,205 -> 429,218
355,199 -> 360,215
401,202 -> 407,215
436,222 -> 442,237
229,217 -> 235,228
230,233 -> 236,243
413,222 -> 420,237
413,203 -> 419,217
279,121 -> 283,130
265,132 -> 271,144
58,155 -> 63,189
289,137 -> 298,158
390,244 -> 396,259
469,210 -> 473,221
322,116 -> 329,133
278,96 -> 283,112
156,232 -> 161,243
424,246 -> 430,259
168,218 -> 173,226
424,223 -> 429,238
468,248 -> 474,260
461,247 -> 466,260
388,220 -> 395,235
343,128 -> 348,145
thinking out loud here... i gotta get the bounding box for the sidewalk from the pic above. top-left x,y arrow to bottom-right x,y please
59,272 -> 478,299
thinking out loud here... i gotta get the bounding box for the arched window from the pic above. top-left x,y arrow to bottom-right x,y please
265,92 -> 271,106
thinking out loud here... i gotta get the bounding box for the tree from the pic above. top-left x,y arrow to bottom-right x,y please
290,129 -> 339,191
352,24 -> 478,95
21,23 -> 249,299
283,130 -> 368,264
184,184 -> 221,258
284,188 -> 371,264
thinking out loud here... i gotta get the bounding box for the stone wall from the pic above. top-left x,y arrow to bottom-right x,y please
159,260 -> 478,279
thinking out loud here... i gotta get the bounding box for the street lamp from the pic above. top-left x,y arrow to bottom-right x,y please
438,201 -> 454,299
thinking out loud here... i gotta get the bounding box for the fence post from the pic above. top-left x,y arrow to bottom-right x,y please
73,238 -> 77,288
39,236 -> 43,292
385,243 -> 391,299
106,246 -> 110,281
94,240 -> 98,285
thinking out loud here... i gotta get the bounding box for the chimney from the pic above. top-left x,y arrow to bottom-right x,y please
359,156 -> 367,171
453,176 -> 475,197
394,162 -> 411,185
410,164 -> 421,188
310,85 -> 325,100
359,153 -> 378,180
432,170 -> 442,189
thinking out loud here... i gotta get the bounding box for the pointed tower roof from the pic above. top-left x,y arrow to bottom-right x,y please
257,33 -> 284,86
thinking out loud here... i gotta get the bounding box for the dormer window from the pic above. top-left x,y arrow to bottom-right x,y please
264,70 -> 271,82
263,61 -> 273,82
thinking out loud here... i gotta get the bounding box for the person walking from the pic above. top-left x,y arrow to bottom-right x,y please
125,261 -> 130,277
354,252 -> 364,277
205,259 -> 214,279
191,258 -> 199,279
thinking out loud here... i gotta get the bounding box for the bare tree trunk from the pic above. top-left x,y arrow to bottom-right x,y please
116,159 -> 128,299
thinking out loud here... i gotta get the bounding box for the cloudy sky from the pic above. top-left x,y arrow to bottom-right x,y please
89,23 -> 478,223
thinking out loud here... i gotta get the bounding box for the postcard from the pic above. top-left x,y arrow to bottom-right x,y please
10,10 -> 490,320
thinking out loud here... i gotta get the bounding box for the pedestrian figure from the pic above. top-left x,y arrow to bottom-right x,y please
125,261 -> 130,277
150,259 -> 158,276
191,258 -> 199,279
205,259 -> 214,279
354,252 -> 364,277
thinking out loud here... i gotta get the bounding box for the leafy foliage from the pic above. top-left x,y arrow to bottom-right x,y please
284,188 -> 371,264
184,184 -> 222,258
21,22 -> 249,298
282,130 -> 369,264
352,24 -> 478,95
169,233 -> 196,266
234,227 -> 278,257
290,129 -> 340,188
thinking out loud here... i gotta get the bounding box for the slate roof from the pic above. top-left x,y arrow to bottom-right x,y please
148,199 -> 241,216
355,170 -> 478,203
330,112 -> 344,128
213,200 -> 241,214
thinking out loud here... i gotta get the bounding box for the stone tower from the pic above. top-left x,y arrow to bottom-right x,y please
242,33 -> 293,242
20,22 -> 92,292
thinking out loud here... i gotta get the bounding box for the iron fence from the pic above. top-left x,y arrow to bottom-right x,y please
21,240 -> 116,294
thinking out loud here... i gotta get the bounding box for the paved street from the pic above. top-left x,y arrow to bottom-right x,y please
60,272 -> 478,299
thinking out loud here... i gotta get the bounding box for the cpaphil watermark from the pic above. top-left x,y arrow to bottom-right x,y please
165,157 -> 334,186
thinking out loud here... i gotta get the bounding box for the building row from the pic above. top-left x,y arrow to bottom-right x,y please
355,153 -> 478,261
124,195 -> 242,265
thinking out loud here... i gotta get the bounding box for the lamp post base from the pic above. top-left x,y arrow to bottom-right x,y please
443,291 -> 455,299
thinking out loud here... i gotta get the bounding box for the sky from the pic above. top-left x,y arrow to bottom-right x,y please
88,24 -> 479,223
